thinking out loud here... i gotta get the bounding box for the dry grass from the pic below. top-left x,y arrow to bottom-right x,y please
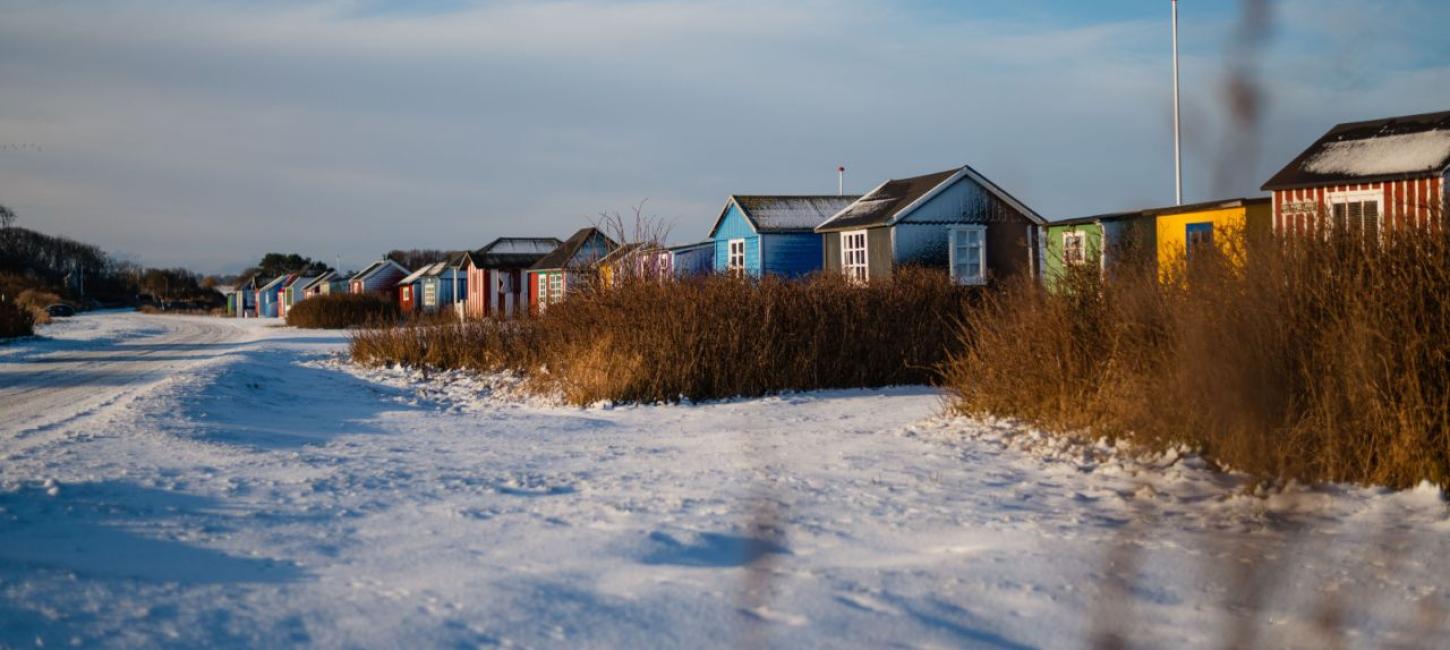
945,226 -> 1450,489
351,268 -> 977,404
0,297 -> 34,339
286,293 -> 402,329
15,289 -> 63,326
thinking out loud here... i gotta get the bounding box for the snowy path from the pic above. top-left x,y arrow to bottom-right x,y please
1,313 -> 1447,648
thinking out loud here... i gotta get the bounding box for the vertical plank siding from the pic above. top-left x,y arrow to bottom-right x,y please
1272,176 -> 1446,235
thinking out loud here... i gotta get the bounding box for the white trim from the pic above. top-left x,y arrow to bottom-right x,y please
948,225 -> 988,286
840,230 -> 869,283
726,238 -> 747,275
1326,189 -> 1383,236
814,179 -> 891,232
1061,230 -> 1088,266
815,164 -> 1046,233
708,196 -> 760,239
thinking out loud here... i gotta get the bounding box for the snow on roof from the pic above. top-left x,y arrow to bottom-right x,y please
1303,130 -> 1450,177
734,195 -> 862,232
1263,110 -> 1450,190
486,238 -> 561,254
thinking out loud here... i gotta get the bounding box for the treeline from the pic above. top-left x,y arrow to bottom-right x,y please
0,208 -> 221,308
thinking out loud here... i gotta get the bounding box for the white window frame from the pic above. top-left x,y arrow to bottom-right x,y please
840,230 -> 869,284
536,274 -> 549,311
1061,231 -> 1087,266
948,226 -> 988,286
1326,189 -> 1382,238
727,239 -> 746,275
548,272 -> 563,305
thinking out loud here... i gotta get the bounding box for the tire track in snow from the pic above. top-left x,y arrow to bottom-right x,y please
0,313 -> 258,458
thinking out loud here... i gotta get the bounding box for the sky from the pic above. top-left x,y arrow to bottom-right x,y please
2,0 -> 1448,274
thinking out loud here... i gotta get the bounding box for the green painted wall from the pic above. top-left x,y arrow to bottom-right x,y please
1043,222 -> 1103,290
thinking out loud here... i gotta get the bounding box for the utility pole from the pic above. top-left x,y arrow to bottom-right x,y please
837,166 -> 845,196
1172,0 -> 1183,205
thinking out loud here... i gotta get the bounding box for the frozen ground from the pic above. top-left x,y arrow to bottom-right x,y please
1,312 -> 1447,648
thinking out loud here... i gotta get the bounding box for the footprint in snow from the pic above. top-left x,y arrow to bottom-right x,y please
642,530 -> 790,568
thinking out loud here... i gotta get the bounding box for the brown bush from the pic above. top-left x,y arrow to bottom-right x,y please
16,288 -> 62,325
0,297 -> 34,339
351,268 -> 977,404
945,226 -> 1450,489
286,293 -> 401,329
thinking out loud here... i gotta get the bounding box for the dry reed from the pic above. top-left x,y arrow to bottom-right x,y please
351,268 -> 977,405
945,226 -> 1450,489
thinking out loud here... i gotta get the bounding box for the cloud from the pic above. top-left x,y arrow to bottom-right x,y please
0,0 -> 1447,273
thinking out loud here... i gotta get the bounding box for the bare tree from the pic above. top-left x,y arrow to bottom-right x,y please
0,204 -> 15,229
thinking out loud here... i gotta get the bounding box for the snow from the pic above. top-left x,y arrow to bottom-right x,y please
737,196 -> 859,232
1304,130 -> 1450,177
2,312 -> 1448,648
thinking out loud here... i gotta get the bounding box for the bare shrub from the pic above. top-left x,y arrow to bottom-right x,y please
287,293 -> 401,329
351,268 -> 976,404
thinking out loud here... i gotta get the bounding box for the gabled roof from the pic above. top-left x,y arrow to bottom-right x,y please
1263,110 -> 1450,191
302,270 -> 337,291
529,228 -> 618,271
397,263 -> 440,285
816,165 -> 1046,232
708,195 -> 862,237
350,258 -> 409,283
257,275 -> 289,291
463,237 -> 564,269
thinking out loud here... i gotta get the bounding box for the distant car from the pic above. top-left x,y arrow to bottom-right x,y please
45,304 -> 75,318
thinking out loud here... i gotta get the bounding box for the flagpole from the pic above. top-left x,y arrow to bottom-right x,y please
1172,0 -> 1183,205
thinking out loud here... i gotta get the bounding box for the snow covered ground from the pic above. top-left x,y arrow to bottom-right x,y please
1,312 -> 1447,648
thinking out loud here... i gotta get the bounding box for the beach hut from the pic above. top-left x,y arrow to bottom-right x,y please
815,165 -> 1045,285
255,275 -> 289,318
413,260 -> 469,314
232,276 -> 264,318
302,271 -> 344,299
278,274 -> 316,319
1263,110 -> 1449,236
1042,211 -> 1155,290
667,241 -> 714,278
461,237 -> 561,319
396,265 -> 430,314
598,242 -> 672,287
708,195 -> 860,278
527,228 -> 617,313
349,258 -> 410,299
1148,198 -> 1271,279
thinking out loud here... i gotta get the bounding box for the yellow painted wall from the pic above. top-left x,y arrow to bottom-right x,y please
1155,202 -> 1271,278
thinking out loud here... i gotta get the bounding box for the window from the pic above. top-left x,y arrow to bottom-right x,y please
1328,190 -> 1381,238
949,226 -> 987,285
423,282 -> 437,306
537,274 -> 549,311
548,273 -> 563,305
727,239 -> 746,276
1062,231 -> 1087,266
1185,222 -> 1214,259
841,230 -> 869,283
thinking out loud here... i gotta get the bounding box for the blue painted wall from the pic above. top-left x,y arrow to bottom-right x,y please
712,204 -> 761,275
761,233 -> 823,277
421,274 -> 466,310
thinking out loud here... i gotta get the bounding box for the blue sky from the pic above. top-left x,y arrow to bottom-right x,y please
2,0 -> 1448,273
